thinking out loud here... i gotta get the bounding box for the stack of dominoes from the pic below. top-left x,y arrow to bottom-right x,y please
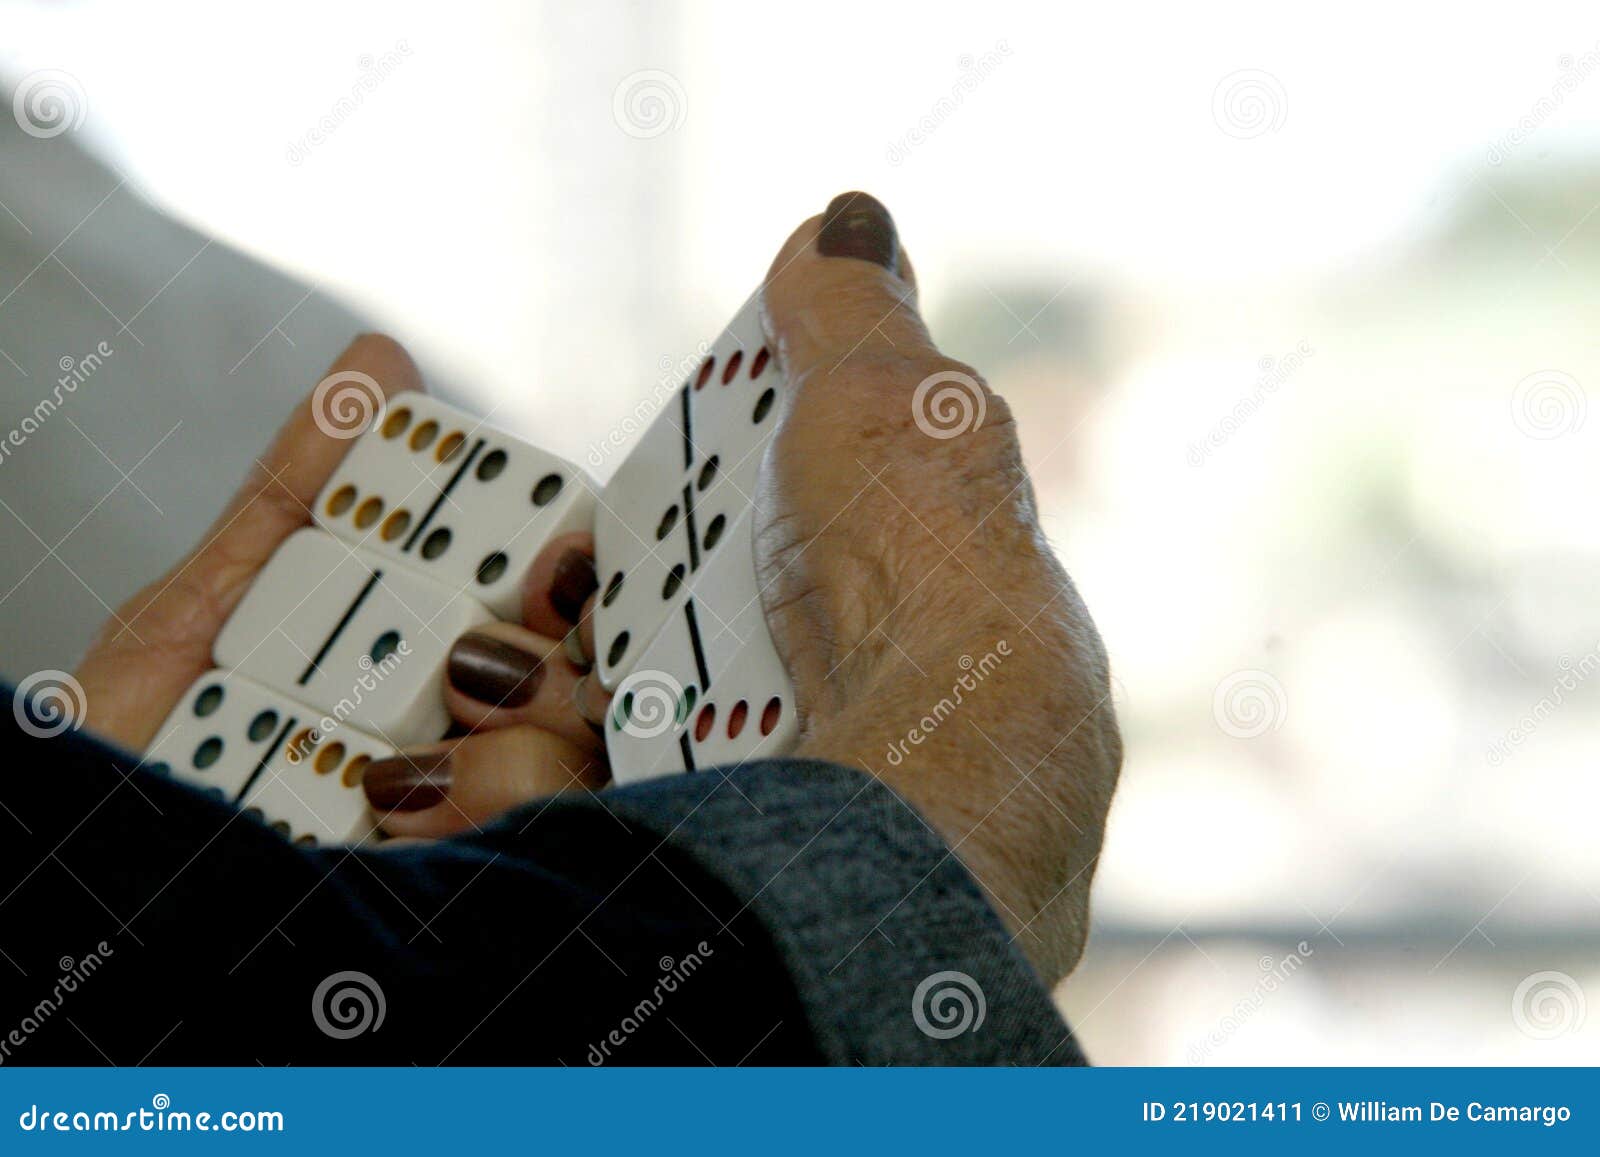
142,301 -> 799,845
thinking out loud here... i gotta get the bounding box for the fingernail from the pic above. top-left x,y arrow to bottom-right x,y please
572,675 -> 606,737
549,549 -> 598,625
562,628 -> 592,672
363,750 -> 452,813
448,631 -> 544,708
817,191 -> 898,270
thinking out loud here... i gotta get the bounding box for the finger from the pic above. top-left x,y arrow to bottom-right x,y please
761,191 -> 935,380
361,725 -> 608,839
76,334 -> 424,749
520,530 -> 596,634
444,622 -> 603,752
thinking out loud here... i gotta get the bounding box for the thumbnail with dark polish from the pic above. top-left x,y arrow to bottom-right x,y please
817,191 -> 899,271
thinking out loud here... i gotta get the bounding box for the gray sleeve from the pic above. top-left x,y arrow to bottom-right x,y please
584,758 -> 1087,1065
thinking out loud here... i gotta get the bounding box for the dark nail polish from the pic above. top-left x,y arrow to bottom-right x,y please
817,191 -> 898,270
549,549 -> 598,625
363,750 -> 452,813
449,632 -> 544,708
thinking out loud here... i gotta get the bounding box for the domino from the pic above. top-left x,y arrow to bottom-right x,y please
144,670 -> 387,845
213,526 -> 494,746
605,505 -> 797,784
315,391 -> 596,620
592,298 -> 784,690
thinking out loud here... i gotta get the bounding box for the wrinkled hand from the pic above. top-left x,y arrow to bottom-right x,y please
755,194 -> 1122,984
74,335 -> 606,838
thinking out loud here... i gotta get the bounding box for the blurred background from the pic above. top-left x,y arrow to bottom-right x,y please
1,0 -> 1597,1063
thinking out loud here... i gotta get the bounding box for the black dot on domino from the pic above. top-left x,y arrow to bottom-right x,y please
753,387 -> 775,424
703,513 -> 725,551
531,473 -> 563,506
247,710 -> 279,742
679,685 -> 697,723
662,563 -> 685,599
193,736 -> 223,769
421,527 -> 452,559
194,684 -> 224,717
147,761 -> 171,777
477,449 -> 508,482
602,571 -> 624,607
607,631 -> 630,668
656,505 -> 679,541
476,551 -> 509,584
370,630 -> 402,664
697,456 -> 719,492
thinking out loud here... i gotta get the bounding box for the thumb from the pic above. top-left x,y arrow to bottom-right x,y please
761,192 -> 935,379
